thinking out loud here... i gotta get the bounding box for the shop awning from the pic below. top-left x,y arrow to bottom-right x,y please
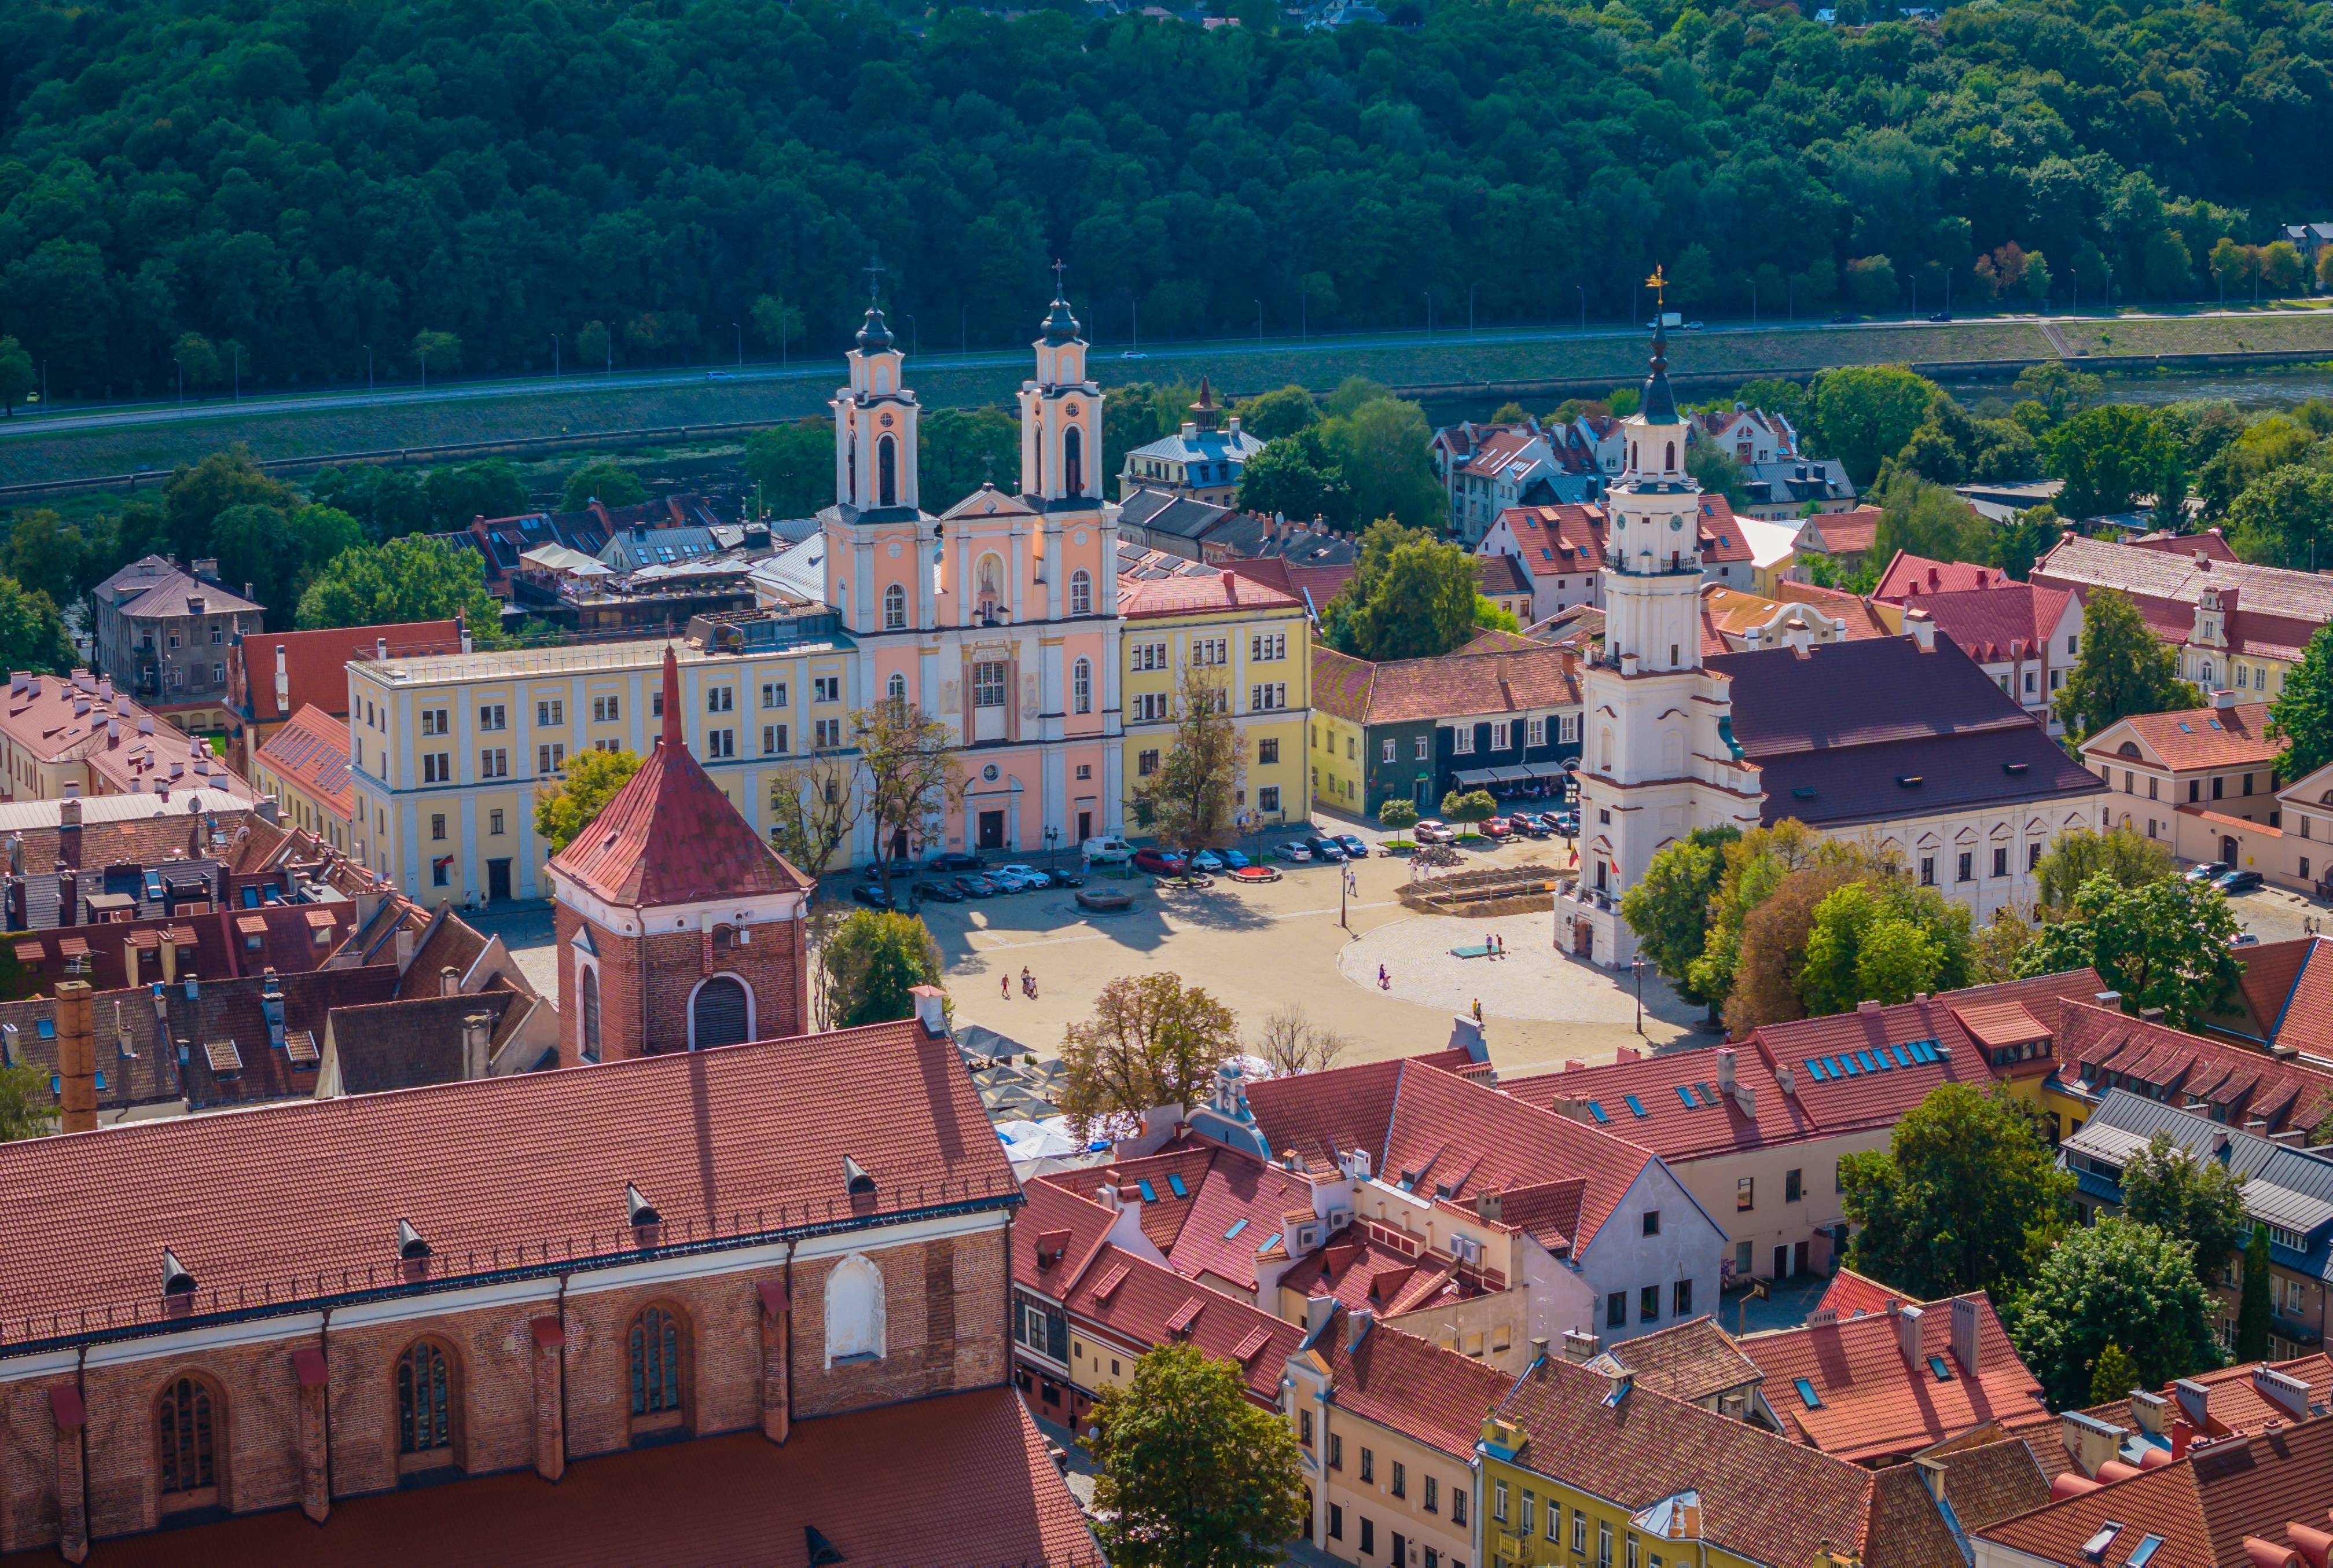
1451,769 -> 1500,787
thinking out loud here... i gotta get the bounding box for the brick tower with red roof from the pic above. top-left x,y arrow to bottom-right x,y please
547,647 -> 813,1063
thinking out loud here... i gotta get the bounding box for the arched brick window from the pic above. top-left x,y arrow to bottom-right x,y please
157,1374 -> 220,1510
690,974 -> 751,1050
581,965 -> 601,1061
396,1339 -> 457,1468
629,1305 -> 687,1433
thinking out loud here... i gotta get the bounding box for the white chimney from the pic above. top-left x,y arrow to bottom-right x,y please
1716,1048 -> 1736,1090
1950,1295 -> 1980,1374
274,645 -> 290,711
1904,607 -> 1935,651
1897,1303 -> 1925,1364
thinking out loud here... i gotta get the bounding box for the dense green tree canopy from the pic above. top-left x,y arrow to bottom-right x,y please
2008,1219 -> 2224,1408
1841,1082 -> 2071,1298
1,0 -> 2324,398
2019,871 -> 2242,1028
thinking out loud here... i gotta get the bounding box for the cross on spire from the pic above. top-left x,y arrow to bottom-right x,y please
865,254 -> 886,307
1051,258 -> 1068,299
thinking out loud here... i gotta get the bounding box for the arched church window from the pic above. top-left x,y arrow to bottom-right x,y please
846,432 -> 857,505
581,966 -> 601,1060
628,1305 -> 686,1429
1666,441 -> 1676,471
1064,426 -> 1085,497
825,1254 -> 887,1365
690,975 -> 751,1049
877,435 -> 898,508
884,583 -> 906,630
157,1375 -> 221,1507
1070,570 -> 1092,617
396,1339 -> 457,1464
1600,727 -> 1614,773
888,672 -> 908,703
1074,658 -> 1092,714
1630,442 -> 1638,470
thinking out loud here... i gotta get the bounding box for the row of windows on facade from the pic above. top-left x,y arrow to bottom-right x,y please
1128,685 -> 1285,723
2109,766 -> 2269,805
139,662 -> 227,690
879,570 -> 1100,630
404,681 -> 846,744
136,622 -> 233,650
1490,1481 -> 1670,1568
1914,844 -> 2045,886
1300,1419 -> 1471,1530
1130,634 -> 1287,673
1313,717 -> 1577,765
1133,735 -> 1282,771
2197,659 -> 2279,693
399,718 -> 847,789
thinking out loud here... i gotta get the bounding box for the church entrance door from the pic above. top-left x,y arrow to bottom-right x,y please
978,810 -> 1007,850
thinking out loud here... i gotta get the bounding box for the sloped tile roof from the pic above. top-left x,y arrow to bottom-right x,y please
546,647 -> 810,908
1978,1416 -> 2333,1568
2038,531 -> 2333,624
1491,504 -> 1610,576
1118,568 -> 1301,618
0,1386 -> 1098,1568
117,570 -> 262,619
1496,1354 -> 1959,1568
1923,1434 -> 2053,1534
255,704 -> 354,818
233,620 -> 462,725
1356,646 -> 1581,727
1316,1313 -> 1516,1459
1042,1146 -> 1215,1257
1606,1314 -> 1762,1405
1874,550 -> 2015,602
2088,700 -> 2279,774
1278,1234 -> 1483,1317
2059,1001 -> 2333,1138
1011,1177 -> 1123,1300
1061,1243 -> 1301,1405
1311,647 -> 1378,725
0,1015 -> 1012,1346
2126,527 -> 2238,563
1476,553 -> 1534,597
2233,935 -> 2317,1041
1817,1267 -> 1908,1320
322,990 -> 519,1094
1794,506 -> 1880,555
1912,582 -> 2075,663
1739,1292 -> 2049,1463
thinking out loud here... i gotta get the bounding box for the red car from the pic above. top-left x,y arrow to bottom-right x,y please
1132,847 -> 1189,876
1481,817 -> 1515,839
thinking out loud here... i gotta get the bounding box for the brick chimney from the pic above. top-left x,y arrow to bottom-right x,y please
55,979 -> 95,1134
1949,1295 -> 1980,1374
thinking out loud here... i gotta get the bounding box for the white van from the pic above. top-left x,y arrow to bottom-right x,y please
1081,835 -> 1136,864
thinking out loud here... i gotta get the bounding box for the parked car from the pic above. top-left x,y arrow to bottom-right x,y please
1481,817 -> 1515,839
1081,836 -> 1136,865
993,864 -> 1052,889
2214,869 -> 2265,894
1552,811 -> 1580,836
1273,841 -> 1314,862
1928,311 -> 1953,322
953,874 -> 998,898
1132,847 -> 1188,876
1220,849 -> 1251,870
1413,819 -> 1456,844
2184,861 -> 2231,884
1334,834 -> 1370,858
916,880 -> 965,904
926,850 -> 984,873
1683,320 -> 1704,331
1305,835 -> 1347,862
1511,814 -> 1552,838
2231,930 -> 2261,947
851,883 -> 895,910
1050,868 -> 1086,888
1189,849 -> 1225,872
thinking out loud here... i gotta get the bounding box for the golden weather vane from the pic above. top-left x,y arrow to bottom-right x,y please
1644,264 -> 1668,315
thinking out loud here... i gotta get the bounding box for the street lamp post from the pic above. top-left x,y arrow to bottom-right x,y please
906,314 -> 917,358
1468,282 -> 1478,336
1578,284 -> 1586,333
1255,299 -> 1263,346
552,333 -> 561,379
733,321 -> 742,366
1423,290 -> 1434,337
1045,826 -> 1060,875
363,344 -> 373,394
1630,956 -> 1645,1036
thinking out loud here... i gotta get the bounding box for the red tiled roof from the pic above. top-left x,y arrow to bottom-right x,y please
2086,700 -> 2279,773
1044,1146 -> 1215,1257
1873,549 -> 2012,602
1912,582 -> 2076,664
1245,1056 -> 1657,1254
1977,1415 -> 2333,1568
1477,552 -> 1534,597
1695,492 -> 1755,564
1491,504 -> 1610,578
0,1386 -> 1097,1568
1314,1314 -> 1516,1459
1118,568 -> 1300,618
232,620 -> 462,725
2247,937 -> 2333,1057
1061,1243 -> 1302,1405
547,647 -> 810,908
1739,1293 -> 2050,1463
1045,1144 -> 1314,1295
0,1015 -> 1013,1345
2126,527 -> 2239,563
2038,532 -> 2333,625
1818,1268 -> 1907,1320
1795,506 -> 1880,556
1278,1235 -> 1483,1317
1606,1314 -> 1762,1405
2059,1000 -> 2333,1138
1311,646 -> 1377,725
1353,645 -> 1580,727
1496,1354 -> 1961,1568
1219,555 -> 1357,612
256,704 -> 354,818
1010,1178 -> 1123,1301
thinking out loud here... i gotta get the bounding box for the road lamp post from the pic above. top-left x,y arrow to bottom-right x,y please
552,333 -> 561,379
732,321 -> 742,366
1630,955 -> 1645,1036
906,314 -> 917,357
1255,299 -> 1263,346
1577,284 -> 1586,333
1423,290 -> 1434,337
363,344 -> 373,394
1468,282 -> 1478,336
1045,825 -> 1060,875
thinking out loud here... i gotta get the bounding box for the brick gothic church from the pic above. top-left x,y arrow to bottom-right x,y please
548,646 -> 813,1064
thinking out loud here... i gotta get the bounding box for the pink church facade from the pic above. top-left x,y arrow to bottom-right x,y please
821,287 -> 1123,861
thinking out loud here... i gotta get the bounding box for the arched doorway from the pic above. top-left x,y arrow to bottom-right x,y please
690,975 -> 752,1050
2221,835 -> 2239,866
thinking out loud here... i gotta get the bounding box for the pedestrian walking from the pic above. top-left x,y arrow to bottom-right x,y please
1002,973 -> 1011,1001
1378,963 -> 1389,988
1472,997 -> 1483,1023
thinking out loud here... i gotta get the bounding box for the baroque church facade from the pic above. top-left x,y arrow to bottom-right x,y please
822,280 -> 1125,862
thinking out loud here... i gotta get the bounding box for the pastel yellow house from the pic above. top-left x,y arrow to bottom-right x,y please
1478,1354 -> 1957,1568
250,704 -> 355,853
346,609 -> 855,904
1118,570 -> 1310,834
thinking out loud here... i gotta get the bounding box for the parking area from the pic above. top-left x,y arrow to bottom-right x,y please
2227,880 -> 2331,945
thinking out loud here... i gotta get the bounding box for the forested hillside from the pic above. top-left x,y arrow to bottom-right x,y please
1,0 -> 2330,401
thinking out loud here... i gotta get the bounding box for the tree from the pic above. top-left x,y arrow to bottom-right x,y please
744,420 -> 836,517
2011,364 -> 2103,424
1971,905 -> 2036,984
296,535 -> 504,634
1685,443 -> 1747,505
1133,665 -> 1244,865
1686,821 -> 1831,1008
410,329 -> 461,378
532,747 -> 643,853
2054,587 -> 2203,740
1867,469 -> 1992,568
2320,248 -> 2333,295
2236,1223 -> 2272,1361
1376,798 -> 1419,843
0,337 -> 34,416
2047,405 -> 2184,520
425,460 -> 530,530
2121,1131 -> 2251,1287
2272,626 -> 2333,783
2226,465 -> 2333,572
749,293 -> 804,357
1439,788 -> 1497,828
854,695 -> 964,901
1724,860 -> 1872,1033
0,1059 -> 49,1141
0,577 -> 76,675
818,909 -> 944,1029
1324,395 -> 1445,530
1805,366 -> 1939,486
1251,1004 -> 1349,1077
2034,827 -> 2173,916
1799,882 -> 1952,1014
163,446 -> 299,561
2007,1219 -> 2222,1408
1621,827 -> 1740,1006
575,320 -> 611,371
1089,1341 -> 1308,1568
1331,529 -> 1482,662
1841,1082 -> 2071,1297
1235,428 -> 1350,524
4,510 -> 83,605
560,458 -> 646,513
920,407 -> 1020,502
1235,384 -> 1321,440
2019,872 -> 2242,1027
766,754 -> 861,882
172,332 -> 222,396
309,464 -> 431,540
1060,972 -> 1241,1139
2089,1342 -> 2139,1405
